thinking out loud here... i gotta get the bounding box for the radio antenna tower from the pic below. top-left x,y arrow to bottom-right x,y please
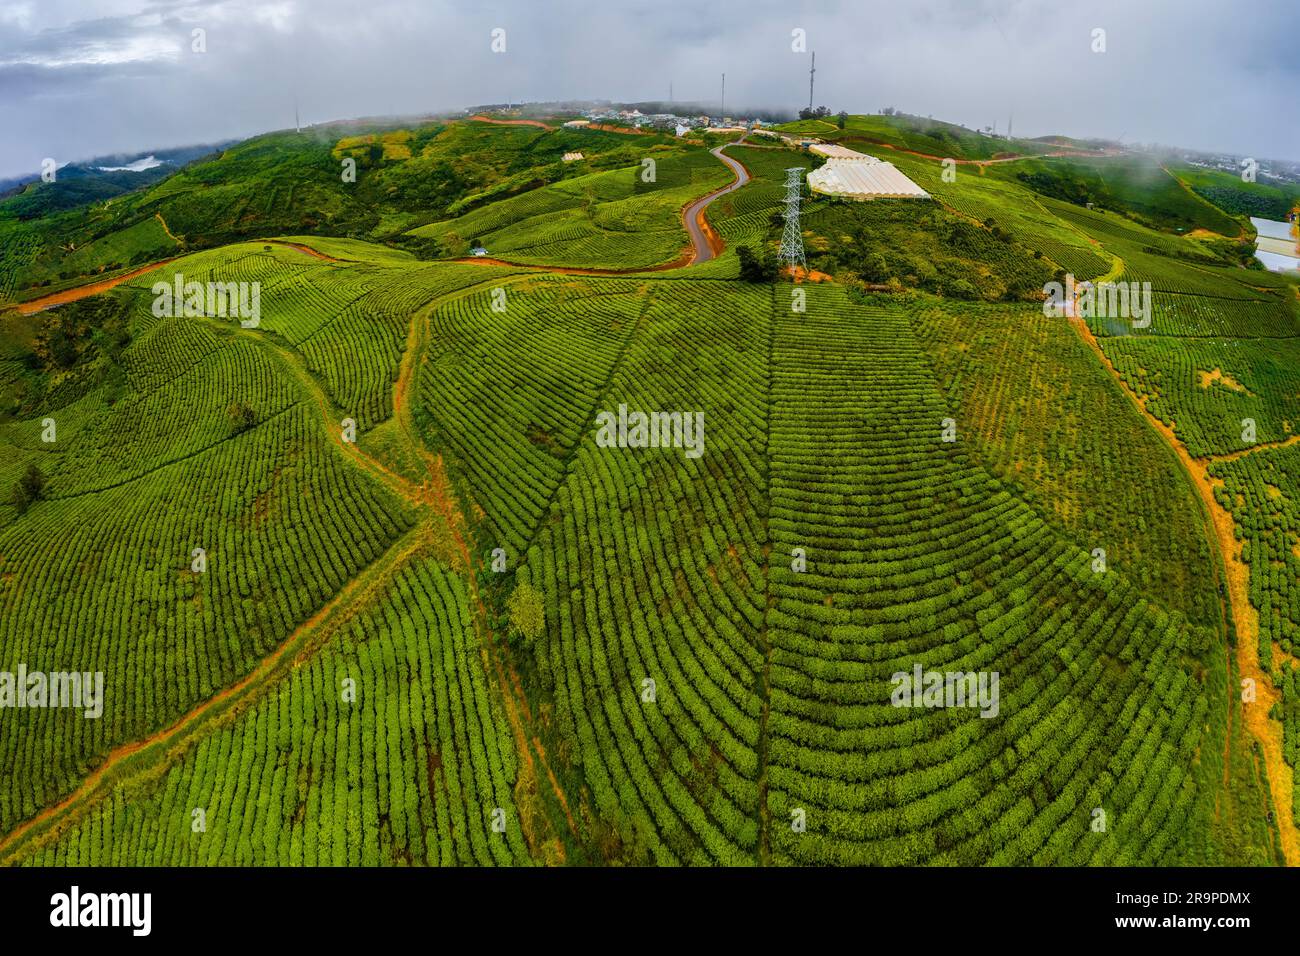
808,51 -> 816,112
778,167 -> 807,274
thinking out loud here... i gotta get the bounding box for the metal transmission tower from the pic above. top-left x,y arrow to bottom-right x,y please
778,167 -> 807,273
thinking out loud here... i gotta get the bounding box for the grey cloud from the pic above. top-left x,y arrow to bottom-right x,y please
0,0 -> 1296,178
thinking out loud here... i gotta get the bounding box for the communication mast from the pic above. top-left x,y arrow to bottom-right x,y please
778,167 -> 807,273
808,51 -> 816,112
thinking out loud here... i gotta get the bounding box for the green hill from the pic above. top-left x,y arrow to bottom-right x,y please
0,108 -> 1293,868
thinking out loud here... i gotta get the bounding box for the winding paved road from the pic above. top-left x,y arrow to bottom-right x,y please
683,144 -> 751,264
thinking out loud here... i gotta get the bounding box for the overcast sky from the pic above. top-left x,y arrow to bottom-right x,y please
0,0 -> 1295,179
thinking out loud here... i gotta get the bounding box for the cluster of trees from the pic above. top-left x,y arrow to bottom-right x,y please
227,401 -> 258,435
818,203 -> 1054,302
32,294 -> 132,373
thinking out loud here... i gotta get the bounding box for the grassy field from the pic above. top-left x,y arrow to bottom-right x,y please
408,149 -> 730,267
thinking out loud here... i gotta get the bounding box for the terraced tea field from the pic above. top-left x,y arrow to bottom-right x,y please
0,113 -> 1294,869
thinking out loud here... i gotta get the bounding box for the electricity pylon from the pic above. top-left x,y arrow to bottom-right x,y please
777,167 -> 807,273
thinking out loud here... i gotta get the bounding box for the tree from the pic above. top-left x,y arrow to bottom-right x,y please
737,245 -> 777,282
861,253 -> 890,283
507,581 -> 545,645
797,105 -> 833,121
836,111 -> 848,130
13,463 -> 45,515
228,401 -> 258,434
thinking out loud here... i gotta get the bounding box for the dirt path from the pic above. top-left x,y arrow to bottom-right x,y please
468,114 -> 555,130
155,212 -> 182,245
15,259 -> 178,315
266,239 -> 346,262
1068,310 -> 1299,866
12,240 -> 341,316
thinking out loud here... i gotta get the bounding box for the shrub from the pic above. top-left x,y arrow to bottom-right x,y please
228,401 -> 258,434
507,581 -> 545,644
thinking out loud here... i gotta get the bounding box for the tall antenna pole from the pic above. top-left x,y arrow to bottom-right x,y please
670,81 -> 673,105
720,73 -> 725,118
808,51 -> 816,112
778,167 -> 807,274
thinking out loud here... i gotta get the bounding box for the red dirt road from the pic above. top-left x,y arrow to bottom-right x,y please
15,259 -> 177,315
11,241 -> 339,316
468,114 -> 555,130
